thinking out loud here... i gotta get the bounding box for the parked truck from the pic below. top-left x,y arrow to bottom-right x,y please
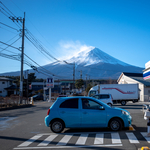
88,84 -> 139,105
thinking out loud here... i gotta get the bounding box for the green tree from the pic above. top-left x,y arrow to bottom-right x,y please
75,79 -> 84,89
86,83 -> 92,93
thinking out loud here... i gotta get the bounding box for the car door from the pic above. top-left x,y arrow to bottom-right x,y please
58,98 -> 81,128
81,98 -> 107,127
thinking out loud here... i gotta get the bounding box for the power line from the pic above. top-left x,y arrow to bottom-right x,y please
26,29 -> 60,62
0,36 -> 21,52
0,7 -> 9,18
0,1 -> 16,17
0,22 -> 19,31
0,40 -> 20,50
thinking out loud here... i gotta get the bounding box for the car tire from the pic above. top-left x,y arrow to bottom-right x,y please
50,119 -> 64,133
109,118 -> 122,131
121,101 -> 126,106
107,103 -> 112,107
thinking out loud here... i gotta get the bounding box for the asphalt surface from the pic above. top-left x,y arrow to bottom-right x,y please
0,100 -> 150,150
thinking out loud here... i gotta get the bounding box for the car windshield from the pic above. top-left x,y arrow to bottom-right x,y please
92,98 -> 111,107
33,95 -> 38,97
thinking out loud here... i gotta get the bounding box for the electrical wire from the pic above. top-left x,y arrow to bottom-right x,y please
0,36 -> 21,52
0,40 -> 20,50
0,22 -> 19,31
0,1 -> 76,78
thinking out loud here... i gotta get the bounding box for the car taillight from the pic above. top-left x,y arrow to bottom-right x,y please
47,108 -> 50,115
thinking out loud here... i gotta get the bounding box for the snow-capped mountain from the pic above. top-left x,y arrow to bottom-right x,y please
64,47 -> 130,66
0,47 -> 143,79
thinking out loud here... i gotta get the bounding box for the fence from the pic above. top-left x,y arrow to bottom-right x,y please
0,95 -> 29,109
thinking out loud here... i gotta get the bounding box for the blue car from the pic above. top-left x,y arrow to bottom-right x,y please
45,96 -> 132,133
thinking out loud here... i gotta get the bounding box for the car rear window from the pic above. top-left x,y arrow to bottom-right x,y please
100,94 -> 110,99
59,98 -> 78,109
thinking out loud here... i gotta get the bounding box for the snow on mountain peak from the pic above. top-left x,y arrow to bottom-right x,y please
66,47 -> 129,66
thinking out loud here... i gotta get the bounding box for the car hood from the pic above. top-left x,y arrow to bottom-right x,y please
113,107 -> 130,114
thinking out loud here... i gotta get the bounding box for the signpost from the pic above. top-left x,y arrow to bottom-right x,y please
46,78 -> 54,102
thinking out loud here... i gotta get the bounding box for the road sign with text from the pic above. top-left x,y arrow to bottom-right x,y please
46,78 -> 54,88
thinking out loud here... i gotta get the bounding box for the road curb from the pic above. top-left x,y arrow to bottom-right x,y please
0,104 -> 34,111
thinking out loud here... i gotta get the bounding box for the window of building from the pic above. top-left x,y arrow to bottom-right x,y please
0,91 -> 2,93
2,82 -> 5,84
60,98 -> 78,109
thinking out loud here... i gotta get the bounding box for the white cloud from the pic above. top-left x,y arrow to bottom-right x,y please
57,40 -> 94,60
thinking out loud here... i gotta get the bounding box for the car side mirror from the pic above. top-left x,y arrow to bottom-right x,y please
99,106 -> 105,110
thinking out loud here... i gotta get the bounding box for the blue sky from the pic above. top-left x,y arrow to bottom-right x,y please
0,0 -> 150,74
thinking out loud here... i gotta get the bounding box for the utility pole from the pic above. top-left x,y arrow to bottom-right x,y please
10,13 -> 25,104
24,69 -> 28,103
63,61 -> 75,93
80,70 -> 82,79
20,13 -> 25,104
86,74 -> 87,89
73,62 -> 75,93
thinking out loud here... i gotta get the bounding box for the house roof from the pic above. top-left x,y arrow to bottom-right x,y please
118,72 -> 150,87
122,72 -> 143,77
0,77 -> 13,81
4,85 -> 18,90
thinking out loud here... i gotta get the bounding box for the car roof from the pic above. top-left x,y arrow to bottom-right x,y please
93,94 -> 111,96
56,96 -> 105,103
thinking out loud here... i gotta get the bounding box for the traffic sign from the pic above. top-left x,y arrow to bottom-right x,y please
46,78 -> 54,88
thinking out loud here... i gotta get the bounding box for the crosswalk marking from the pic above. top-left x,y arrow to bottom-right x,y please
76,134 -> 88,145
94,133 -> 104,144
38,135 -> 58,146
126,133 -> 139,143
111,133 -> 121,143
57,135 -> 72,145
18,135 -> 42,147
141,132 -> 150,143
15,132 -> 150,149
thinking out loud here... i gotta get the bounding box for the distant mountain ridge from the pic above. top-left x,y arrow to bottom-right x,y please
0,47 -> 143,79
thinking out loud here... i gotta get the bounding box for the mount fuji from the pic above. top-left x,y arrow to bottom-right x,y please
0,47 -> 143,79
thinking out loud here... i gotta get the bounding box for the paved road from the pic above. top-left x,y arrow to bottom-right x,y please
0,100 -> 149,150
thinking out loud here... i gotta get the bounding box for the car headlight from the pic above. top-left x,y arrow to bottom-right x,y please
122,110 -> 129,115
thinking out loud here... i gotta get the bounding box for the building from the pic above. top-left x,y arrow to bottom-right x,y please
31,81 -> 62,95
0,77 -> 17,97
30,80 -> 74,95
143,61 -> 150,80
118,72 -> 150,102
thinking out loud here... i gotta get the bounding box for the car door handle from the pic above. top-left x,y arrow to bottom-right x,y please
83,112 -> 87,114
61,111 -> 65,114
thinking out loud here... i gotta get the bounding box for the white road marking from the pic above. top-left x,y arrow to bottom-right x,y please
94,133 -> 104,144
75,134 -> 88,145
126,133 -> 139,143
38,135 -> 58,146
15,131 -> 150,149
14,144 -> 123,149
57,135 -> 72,145
18,135 -> 42,147
141,132 -> 150,143
111,132 -> 121,143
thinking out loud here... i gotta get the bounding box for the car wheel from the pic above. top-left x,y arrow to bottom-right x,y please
50,120 -> 64,133
109,118 -> 122,131
107,103 -> 112,107
132,100 -> 137,103
121,101 -> 126,106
